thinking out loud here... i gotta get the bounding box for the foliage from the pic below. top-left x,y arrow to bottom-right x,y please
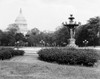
0,31 -> 26,46
75,25 -> 89,46
27,30 -> 55,46
30,28 -> 40,35
0,16 -> 99,47
0,49 -> 12,60
0,24 -> 26,46
15,33 -> 25,42
27,34 -> 41,46
0,32 -> 16,46
0,48 -> 25,60
75,16 -> 100,46
6,24 -> 19,35
38,47 -> 99,66
54,26 -> 70,46
11,50 -> 25,56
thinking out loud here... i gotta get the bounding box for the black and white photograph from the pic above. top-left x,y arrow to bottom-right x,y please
0,0 -> 100,79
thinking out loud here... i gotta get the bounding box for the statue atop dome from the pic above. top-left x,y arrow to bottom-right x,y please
20,8 -> 22,14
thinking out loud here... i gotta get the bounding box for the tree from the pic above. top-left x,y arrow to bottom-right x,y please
54,26 -> 70,46
6,24 -> 19,34
27,28 -> 40,36
75,16 -> 100,46
27,34 -> 41,46
40,32 -> 55,46
15,33 -> 25,42
75,25 -> 89,46
0,31 -> 16,46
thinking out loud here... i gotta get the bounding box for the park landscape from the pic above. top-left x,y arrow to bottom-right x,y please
0,14 -> 100,79
0,0 -> 100,79
0,47 -> 99,79
0,2 -> 100,79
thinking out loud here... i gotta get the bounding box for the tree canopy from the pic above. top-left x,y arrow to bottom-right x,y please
75,16 -> 100,46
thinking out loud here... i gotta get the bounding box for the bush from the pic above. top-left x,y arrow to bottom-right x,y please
12,50 -> 25,56
38,47 -> 99,67
0,50 -> 12,60
0,48 -> 25,60
38,48 -> 62,62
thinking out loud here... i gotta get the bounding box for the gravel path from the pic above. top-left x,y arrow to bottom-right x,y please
10,55 -> 40,63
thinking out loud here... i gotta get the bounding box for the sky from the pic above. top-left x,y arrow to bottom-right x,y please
0,0 -> 100,31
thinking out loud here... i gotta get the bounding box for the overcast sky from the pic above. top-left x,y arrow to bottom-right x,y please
0,0 -> 100,31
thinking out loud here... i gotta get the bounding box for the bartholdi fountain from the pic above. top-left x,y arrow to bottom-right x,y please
62,14 -> 80,47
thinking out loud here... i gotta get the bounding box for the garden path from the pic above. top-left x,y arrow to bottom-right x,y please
11,47 -> 100,63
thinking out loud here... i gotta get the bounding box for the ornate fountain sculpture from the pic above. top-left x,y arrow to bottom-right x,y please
62,14 -> 80,47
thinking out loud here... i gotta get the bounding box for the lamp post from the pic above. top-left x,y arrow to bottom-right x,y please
15,41 -> 20,50
40,40 -> 45,47
62,14 -> 80,47
83,40 -> 88,48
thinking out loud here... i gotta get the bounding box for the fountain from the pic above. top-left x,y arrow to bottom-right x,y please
62,14 -> 80,47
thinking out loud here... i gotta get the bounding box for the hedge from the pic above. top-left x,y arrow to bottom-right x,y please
0,48 -> 25,60
38,47 -> 99,67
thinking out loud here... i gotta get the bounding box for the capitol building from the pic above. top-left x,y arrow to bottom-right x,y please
7,8 -> 28,35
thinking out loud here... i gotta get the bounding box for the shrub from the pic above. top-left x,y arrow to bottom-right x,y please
75,49 -> 99,66
0,48 -> 25,60
38,47 -> 99,67
0,49 -> 12,60
38,48 -> 62,62
13,50 -> 25,56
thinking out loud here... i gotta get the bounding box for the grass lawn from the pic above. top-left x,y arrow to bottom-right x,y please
0,54 -> 99,79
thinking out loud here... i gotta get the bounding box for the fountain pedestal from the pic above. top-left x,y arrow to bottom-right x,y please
67,38 -> 78,47
63,14 -> 80,47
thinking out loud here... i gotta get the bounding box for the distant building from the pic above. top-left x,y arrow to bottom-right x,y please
15,8 -> 28,35
7,8 -> 28,35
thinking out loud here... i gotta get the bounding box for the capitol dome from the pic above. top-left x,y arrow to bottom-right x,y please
15,8 -> 28,35
15,9 -> 27,24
